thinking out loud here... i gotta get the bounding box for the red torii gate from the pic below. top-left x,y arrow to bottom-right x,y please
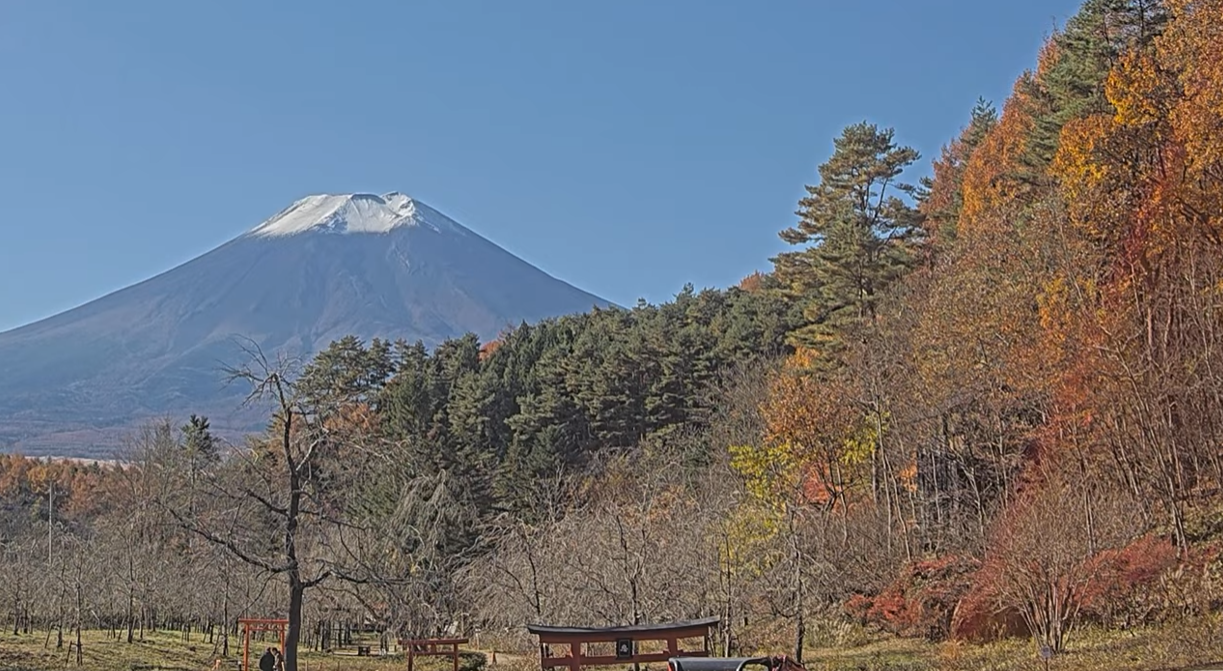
239,618 -> 288,671
527,617 -> 719,671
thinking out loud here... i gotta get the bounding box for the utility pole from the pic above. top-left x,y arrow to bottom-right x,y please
48,481 -> 53,565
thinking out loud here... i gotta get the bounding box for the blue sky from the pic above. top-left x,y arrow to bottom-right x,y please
0,0 -> 1082,332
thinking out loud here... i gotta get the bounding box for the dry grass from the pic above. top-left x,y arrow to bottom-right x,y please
703,612 -> 1223,671
0,628 -> 218,671
792,614 -> 1223,671
0,629 -> 488,671
3,619 -> 1223,671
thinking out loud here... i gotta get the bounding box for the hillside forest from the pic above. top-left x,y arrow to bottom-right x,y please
5,1 -> 1223,669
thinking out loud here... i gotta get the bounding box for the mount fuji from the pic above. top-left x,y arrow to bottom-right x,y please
0,192 -> 610,457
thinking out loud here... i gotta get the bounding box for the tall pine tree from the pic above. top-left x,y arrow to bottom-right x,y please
773,122 -> 923,359
1020,0 -> 1168,172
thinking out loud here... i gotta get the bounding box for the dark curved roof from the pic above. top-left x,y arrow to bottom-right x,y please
526,617 -> 720,636
669,658 -> 773,671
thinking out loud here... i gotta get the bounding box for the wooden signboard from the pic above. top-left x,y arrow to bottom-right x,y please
527,617 -> 719,671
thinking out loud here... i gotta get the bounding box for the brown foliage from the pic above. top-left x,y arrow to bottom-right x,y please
959,467 -> 1141,651
478,337 -> 503,361
738,271 -> 768,293
1078,534 -> 1179,625
845,554 -> 980,641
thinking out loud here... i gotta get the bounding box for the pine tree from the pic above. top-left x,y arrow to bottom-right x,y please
1021,0 -> 1168,171
298,335 -> 394,413
773,122 -> 923,359
180,414 -> 218,465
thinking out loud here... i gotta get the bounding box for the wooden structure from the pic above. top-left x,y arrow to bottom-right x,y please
398,637 -> 470,671
527,617 -> 719,671
668,657 -> 807,671
239,618 -> 287,671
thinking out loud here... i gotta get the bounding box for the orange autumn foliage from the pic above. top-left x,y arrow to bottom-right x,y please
845,555 -> 981,640
0,453 -> 129,524
737,270 -> 768,293
751,349 -> 872,508
957,76 -> 1040,231
479,337 -> 504,361
1163,0 -> 1223,179
754,1 -> 1223,648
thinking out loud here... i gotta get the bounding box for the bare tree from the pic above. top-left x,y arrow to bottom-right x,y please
143,339 -> 463,671
986,467 -> 1139,653
147,342 -> 340,671
458,469 -> 576,638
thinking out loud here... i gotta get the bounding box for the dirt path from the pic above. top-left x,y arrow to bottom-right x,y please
470,648 -> 529,666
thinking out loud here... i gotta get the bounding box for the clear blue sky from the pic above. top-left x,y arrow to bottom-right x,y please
0,0 -> 1083,332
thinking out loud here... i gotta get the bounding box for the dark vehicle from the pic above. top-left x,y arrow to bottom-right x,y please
668,657 -> 807,671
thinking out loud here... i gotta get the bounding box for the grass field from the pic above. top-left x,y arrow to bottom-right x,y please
2,618 -> 1223,671
792,615 -> 1223,671
0,629 -> 486,671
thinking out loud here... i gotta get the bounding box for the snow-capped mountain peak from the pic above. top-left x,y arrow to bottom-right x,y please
249,192 -> 457,237
0,190 -> 609,456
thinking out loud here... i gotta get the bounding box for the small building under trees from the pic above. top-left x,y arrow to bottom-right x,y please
527,618 -> 719,671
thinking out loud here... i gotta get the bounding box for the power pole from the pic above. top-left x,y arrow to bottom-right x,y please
48,481 -> 54,565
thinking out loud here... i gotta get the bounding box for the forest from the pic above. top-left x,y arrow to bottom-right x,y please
4,1 -> 1223,670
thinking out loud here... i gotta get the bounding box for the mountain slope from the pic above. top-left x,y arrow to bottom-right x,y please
0,192 -> 610,456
